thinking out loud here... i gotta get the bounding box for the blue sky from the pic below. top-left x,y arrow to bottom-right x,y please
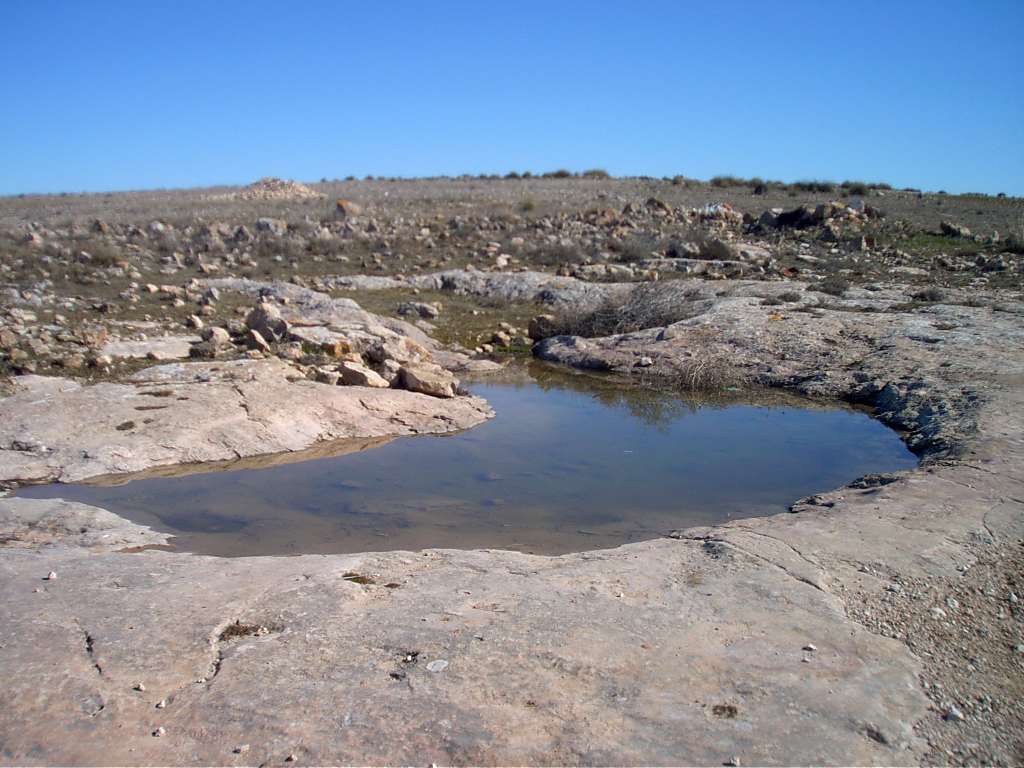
2,1 -> 1022,195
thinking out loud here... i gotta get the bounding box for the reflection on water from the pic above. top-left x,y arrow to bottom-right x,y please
18,365 -> 918,556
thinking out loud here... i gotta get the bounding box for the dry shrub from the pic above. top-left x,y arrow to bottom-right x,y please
815,275 -> 850,296
668,352 -> 749,391
552,281 -> 709,337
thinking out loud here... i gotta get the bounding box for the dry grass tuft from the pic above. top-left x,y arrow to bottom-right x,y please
551,282 -> 708,337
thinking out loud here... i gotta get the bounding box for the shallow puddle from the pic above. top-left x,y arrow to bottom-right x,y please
18,365 -> 918,556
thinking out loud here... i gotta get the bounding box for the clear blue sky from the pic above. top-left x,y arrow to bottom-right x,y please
3,0 -> 1022,195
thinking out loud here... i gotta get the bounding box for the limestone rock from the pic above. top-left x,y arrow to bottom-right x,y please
245,302 -> 289,342
398,362 -> 458,398
337,361 -> 390,388
0,358 -> 491,484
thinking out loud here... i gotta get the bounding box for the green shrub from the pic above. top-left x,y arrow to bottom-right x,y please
710,175 -> 744,187
532,243 -> 581,265
794,180 -> 837,193
612,233 -> 661,262
581,168 -> 610,179
912,287 -> 946,302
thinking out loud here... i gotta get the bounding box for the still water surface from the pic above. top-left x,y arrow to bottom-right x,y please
19,367 -> 918,556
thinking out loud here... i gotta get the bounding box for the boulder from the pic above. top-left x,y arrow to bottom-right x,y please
398,362 -> 458,398
941,221 -> 972,238
201,327 -> 231,347
337,361 -> 390,388
256,217 -> 287,237
245,302 -> 289,342
336,199 -> 363,218
397,301 -> 441,319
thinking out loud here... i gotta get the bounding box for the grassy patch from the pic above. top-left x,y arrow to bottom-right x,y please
331,287 -> 539,351
891,232 -> 985,256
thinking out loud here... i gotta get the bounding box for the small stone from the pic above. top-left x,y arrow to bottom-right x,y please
156,699 -> 167,709
803,643 -> 817,652
724,757 -> 741,767
285,753 -> 297,762
153,726 -> 166,737
134,682 -> 146,692
233,744 -> 250,754
247,328 -> 271,352
425,659 -> 449,672
44,571 -> 57,580
944,705 -> 965,722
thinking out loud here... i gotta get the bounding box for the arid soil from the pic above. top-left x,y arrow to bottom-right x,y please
0,177 -> 1022,765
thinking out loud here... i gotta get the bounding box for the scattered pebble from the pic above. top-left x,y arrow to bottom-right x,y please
152,726 -> 166,737
44,571 -> 57,581
944,705 -> 965,722
425,659 -> 449,673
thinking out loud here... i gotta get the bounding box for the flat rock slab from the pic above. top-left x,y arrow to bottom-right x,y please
326,269 -> 631,311
0,358 -> 492,484
100,335 -> 200,361
0,497 -> 927,766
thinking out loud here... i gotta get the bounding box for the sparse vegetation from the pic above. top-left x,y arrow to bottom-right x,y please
815,276 -> 850,296
551,281 -> 706,338
912,287 -> 947,303
793,180 -> 837,193
612,233 -> 661,262
710,175 -> 746,188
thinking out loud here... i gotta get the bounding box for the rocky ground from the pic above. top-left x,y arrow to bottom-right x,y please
0,177 -> 1022,765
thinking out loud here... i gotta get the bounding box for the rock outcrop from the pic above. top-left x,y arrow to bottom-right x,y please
0,357 -> 491,484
